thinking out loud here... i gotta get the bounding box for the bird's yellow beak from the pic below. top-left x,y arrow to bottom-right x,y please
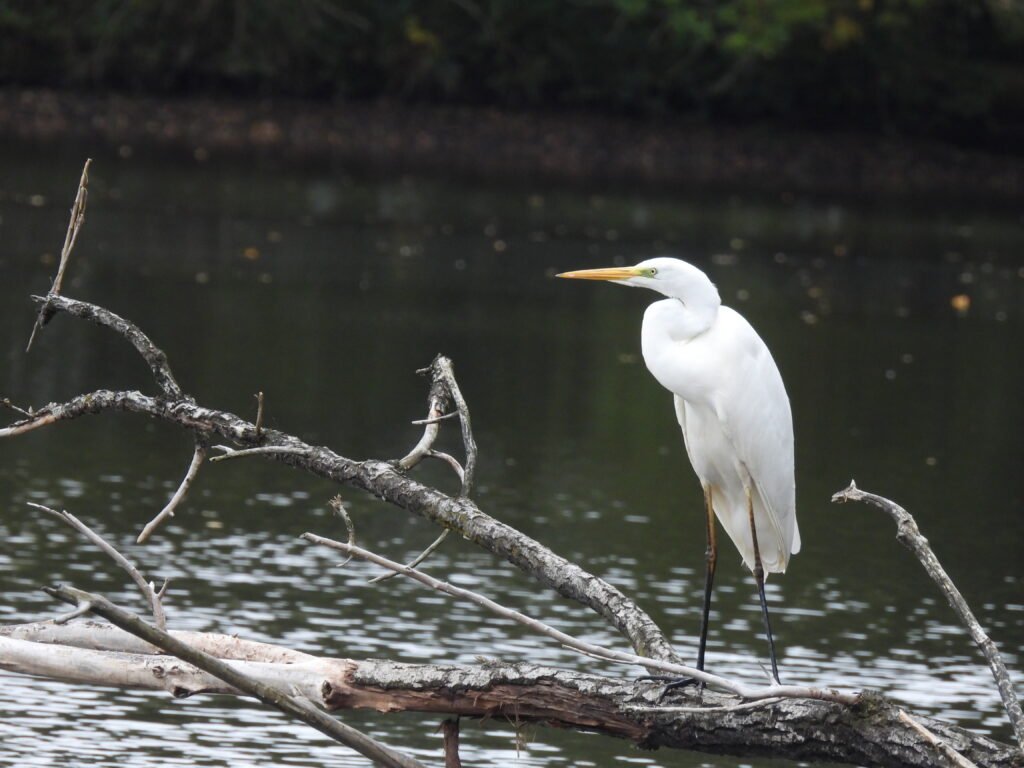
556,266 -> 642,281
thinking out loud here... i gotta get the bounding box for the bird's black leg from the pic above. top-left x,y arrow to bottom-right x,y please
747,487 -> 781,684
644,487 -> 717,700
696,484 -> 717,673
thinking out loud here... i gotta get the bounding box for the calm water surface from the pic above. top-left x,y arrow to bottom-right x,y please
1,140 -> 1023,766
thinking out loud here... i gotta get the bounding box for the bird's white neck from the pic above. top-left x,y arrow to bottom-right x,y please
640,298 -> 719,394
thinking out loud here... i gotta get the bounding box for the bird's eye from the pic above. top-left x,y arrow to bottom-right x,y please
648,268 -> 658,277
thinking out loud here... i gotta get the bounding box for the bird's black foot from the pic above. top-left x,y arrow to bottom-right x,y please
637,675 -> 702,702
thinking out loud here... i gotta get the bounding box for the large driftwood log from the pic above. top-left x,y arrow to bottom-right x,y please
2,622 -> 1018,768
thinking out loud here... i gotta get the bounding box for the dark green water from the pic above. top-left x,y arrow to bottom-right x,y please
1,140 -> 1022,766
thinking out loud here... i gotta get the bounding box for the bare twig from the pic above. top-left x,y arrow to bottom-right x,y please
899,709 -> 980,768
26,159 -> 91,352
209,445 -> 311,462
42,585 -> 426,768
0,411 -> 59,438
328,496 -> 356,568
412,411 -> 458,426
1,398 -> 32,417
833,481 -> 1024,752
53,600 -> 93,624
301,532 -> 860,706
368,529 -> 450,584
254,392 -> 265,442
29,503 -> 167,630
427,450 -> 465,482
624,697 -> 785,714
137,441 -> 207,543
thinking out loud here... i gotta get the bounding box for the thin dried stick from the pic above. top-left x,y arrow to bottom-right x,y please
898,709 -> 980,768
137,442 -> 207,543
368,529 -> 450,584
427,450 -> 465,482
833,481 -> 1024,751
623,697 -> 785,714
254,392 -> 265,442
210,445 -> 311,462
412,411 -> 458,426
53,600 -> 94,624
301,532 -> 859,706
42,585 -> 426,768
1,398 -> 32,417
0,412 -> 59,438
29,503 -> 167,630
328,496 -> 356,568
27,159 -> 91,352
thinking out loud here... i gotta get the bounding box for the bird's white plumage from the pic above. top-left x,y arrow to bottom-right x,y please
567,257 -> 800,575
664,310 -> 800,573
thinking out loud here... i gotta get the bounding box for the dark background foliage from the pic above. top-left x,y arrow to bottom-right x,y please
1,0 -> 1023,148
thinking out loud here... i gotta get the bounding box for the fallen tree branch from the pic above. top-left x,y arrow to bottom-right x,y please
0,379 -> 678,665
833,481 -> 1024,752
2,620 -> 1018,768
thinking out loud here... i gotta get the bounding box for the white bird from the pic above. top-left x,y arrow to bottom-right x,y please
558,257 -> 799,683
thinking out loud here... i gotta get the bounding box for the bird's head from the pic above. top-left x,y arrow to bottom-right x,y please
557,257 -> 720,307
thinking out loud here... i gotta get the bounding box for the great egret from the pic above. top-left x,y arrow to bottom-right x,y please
558,257 -> 799,684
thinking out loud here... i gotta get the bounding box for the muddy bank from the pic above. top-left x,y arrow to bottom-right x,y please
1,88 -> 1021,199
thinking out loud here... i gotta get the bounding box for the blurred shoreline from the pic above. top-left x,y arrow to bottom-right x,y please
2,88 -> 1022,199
